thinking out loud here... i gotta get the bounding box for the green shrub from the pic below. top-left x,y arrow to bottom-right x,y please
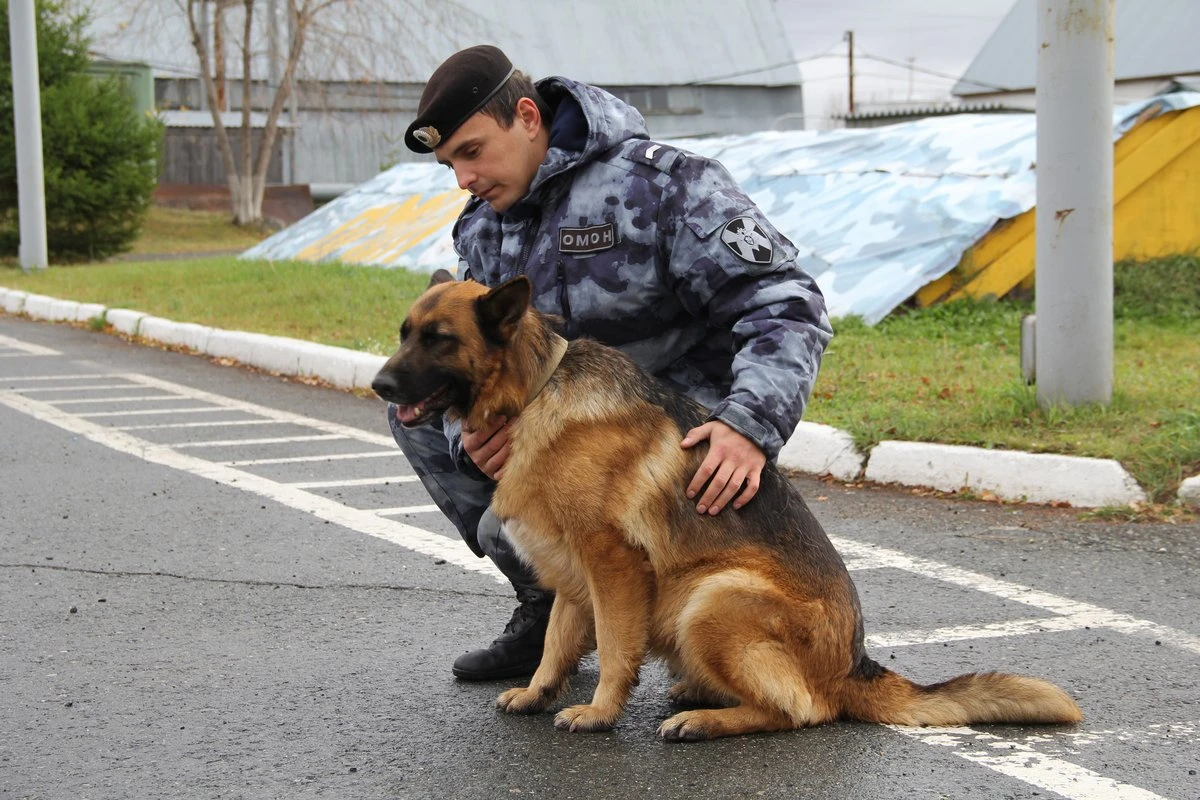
0,0 -> 162,262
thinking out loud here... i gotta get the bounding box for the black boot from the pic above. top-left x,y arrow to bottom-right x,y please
452,586 -> 553,681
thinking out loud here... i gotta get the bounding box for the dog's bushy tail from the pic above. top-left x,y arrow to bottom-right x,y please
838,664 -> 1082,726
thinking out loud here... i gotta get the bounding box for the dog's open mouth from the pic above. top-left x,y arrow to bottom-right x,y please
392,385 -> 451,427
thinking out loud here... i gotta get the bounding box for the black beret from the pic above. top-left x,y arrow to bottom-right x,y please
404,45 -> 516,154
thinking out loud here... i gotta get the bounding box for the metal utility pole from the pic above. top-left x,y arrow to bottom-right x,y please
8,0 -> 48,271
844,30 -> 855,115
1035,0 -> 1114,407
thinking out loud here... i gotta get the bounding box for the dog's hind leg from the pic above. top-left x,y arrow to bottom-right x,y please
664,572 -> 833,740
666,677 -> 737,709
497,597 -> 594,714
659,704 -> 797,742
554,533 -> 654,733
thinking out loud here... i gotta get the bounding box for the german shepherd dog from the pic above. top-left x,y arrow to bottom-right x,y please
372,274 -> 1083,741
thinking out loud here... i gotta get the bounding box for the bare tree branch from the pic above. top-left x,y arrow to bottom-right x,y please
112,0 -> 490,226
185,0 -> 238,202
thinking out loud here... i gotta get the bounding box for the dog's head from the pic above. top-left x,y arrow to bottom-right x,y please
371,271 -> 533,427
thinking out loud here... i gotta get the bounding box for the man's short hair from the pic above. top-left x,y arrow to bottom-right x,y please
478,70 -> 552,130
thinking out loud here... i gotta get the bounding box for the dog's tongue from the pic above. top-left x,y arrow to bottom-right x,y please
394,404 -> 422,425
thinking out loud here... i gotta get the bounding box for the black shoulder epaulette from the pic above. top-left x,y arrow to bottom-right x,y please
624,141 -> 684,174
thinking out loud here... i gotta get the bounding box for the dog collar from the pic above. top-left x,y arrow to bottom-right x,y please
526,334 -> 569,405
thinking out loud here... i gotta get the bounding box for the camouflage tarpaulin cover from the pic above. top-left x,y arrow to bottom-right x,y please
243,93 -> 1200,324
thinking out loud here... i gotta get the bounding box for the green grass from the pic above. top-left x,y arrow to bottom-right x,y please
128,206 -> 271,256
2,219 -> 1197,503
1,256 -> 428,355
808,287 -> 1200,503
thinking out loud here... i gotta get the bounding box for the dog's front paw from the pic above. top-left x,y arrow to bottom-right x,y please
553,703 -> 619,733
496,686 -> 553,715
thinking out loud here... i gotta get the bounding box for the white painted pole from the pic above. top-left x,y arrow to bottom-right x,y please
8,0 -> 48,271
1035,0 -> 1114,407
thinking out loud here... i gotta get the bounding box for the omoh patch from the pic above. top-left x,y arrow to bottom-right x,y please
558,222 -> 616,254
719,216 -> 773,265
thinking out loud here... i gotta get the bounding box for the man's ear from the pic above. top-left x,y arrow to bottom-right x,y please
515,96 -> 542,139
476,277 -> 531,346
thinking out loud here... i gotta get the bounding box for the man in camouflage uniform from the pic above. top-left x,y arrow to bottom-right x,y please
390,45 -> 833,681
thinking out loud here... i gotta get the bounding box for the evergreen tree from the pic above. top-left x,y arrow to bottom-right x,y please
0,0 -> 162,262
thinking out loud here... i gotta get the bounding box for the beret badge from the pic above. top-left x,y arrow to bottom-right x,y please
412,126 -> 442,148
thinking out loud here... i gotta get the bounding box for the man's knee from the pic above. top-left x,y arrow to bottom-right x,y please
476,508 -> 539,588
476,508 -> 506,560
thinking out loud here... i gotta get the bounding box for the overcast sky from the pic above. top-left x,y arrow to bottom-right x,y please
773,0 -> 1018,128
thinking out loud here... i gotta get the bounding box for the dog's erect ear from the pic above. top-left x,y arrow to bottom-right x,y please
476,277 -> 531,345
427,268 -> 455,288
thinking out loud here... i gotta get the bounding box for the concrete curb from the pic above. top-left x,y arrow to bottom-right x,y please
863,441 -> 1147,507
105,308 -> 147,336
1,285 -> 1189,509
18,293 -> 106,324
777,421 -> 866,481
1180,476 -> 1200,509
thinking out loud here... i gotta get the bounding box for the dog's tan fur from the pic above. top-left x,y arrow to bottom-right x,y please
373,276 -> 1083,740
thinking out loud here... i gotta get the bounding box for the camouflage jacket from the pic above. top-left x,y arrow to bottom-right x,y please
450,77 -> 833,461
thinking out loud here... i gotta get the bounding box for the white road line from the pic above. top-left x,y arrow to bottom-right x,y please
219,451 -> 398,466
831,536 -> 1200,656
15,383 -> 139,392
46,395 -> 188,405
843,555 -> 895,571
867,614 -> 1095,648
0,335 -> 60,356
375,505 -> 441,516
894,727 -> 1170,800
0,390 -> 502,583
1020,720 -> 1199,753
77,407 -> 233,418
171,434 -> 348,448
117,373 -> 396,447
112,420 -> 293,431
288,475 -> 420,489
0,373 -> 119,381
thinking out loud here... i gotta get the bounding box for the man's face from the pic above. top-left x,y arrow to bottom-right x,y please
434,100 -> 546,214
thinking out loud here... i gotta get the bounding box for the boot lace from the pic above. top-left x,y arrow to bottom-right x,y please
500,590 -> 549,637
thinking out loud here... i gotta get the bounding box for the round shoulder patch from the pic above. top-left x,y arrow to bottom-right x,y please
719,216 -> 774,265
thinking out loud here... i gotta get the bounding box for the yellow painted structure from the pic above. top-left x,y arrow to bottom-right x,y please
917,104 -> 1200,307
295,190 -> 466,265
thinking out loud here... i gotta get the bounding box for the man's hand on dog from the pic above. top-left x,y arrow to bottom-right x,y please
461,413 -> 761,515
682,421 -> 765,515
462,415 -> 512,480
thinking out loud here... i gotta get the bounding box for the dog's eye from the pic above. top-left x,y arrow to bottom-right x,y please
398,321 -> 411,341
421,328 -> 458,348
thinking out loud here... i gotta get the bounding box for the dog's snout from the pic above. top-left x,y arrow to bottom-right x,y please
371,370 -> 400,401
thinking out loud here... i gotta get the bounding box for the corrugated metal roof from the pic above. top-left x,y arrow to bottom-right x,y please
83,0 -> 799,88
954,0 -> 1200,96
242,92 -> 1200,326
841,101 -> 1029,122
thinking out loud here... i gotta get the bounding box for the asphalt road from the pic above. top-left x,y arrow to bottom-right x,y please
2,314 -> 1199,800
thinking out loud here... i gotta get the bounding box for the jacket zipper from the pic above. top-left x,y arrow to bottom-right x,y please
556,259 -> 573,336
516,211 -> 540,275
